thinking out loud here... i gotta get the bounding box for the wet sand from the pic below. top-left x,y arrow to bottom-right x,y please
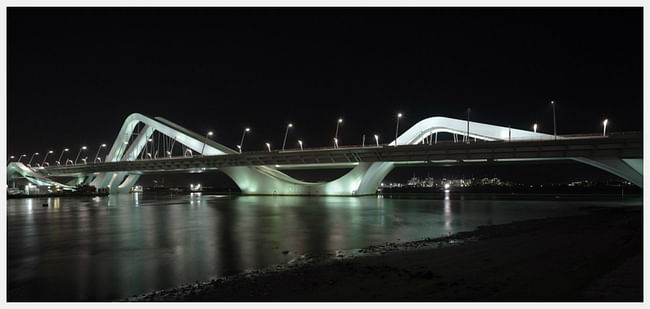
129,206 -> 642,301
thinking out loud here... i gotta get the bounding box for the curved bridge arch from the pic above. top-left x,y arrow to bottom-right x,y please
88,113 -> 324,193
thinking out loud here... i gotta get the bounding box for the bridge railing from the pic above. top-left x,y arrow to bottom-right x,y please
37,131 -> 640,170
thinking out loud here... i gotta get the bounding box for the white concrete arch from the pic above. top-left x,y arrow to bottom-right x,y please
327,116 -> 556,195
90,113 -> 329,194
6,162 -> 75,189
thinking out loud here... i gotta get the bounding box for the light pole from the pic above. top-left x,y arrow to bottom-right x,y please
28,153 -> 39,166
146,138 -> 154,160
94,144 -> 107,163
169,135 -> 180,158
333,137 -> 339,148
508,126 -> 512,142
603,119 -> 608,136
201,131 -> 213,156
298,140 -> 303,151
395,113 -> 402,146
334,118 -> 343,147
551,100 -> 557,140
17,154 -> 27,163
265,142 -> 271,152
8,155 -> 15,163
57,148 -> 69,165
282,123 -> 293,151
466,108 -> 471,144
374,134 -> 379,147
533,123 -> 538,133
41,150 -> 54,166
74,146 -> 87,165
239,128 -> 251,153
123,141 -> 129,159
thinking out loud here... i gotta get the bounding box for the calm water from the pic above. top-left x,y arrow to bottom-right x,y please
7,192 -> 641,301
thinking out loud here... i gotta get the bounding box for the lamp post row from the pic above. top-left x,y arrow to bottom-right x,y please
12,144 -> 110,166
9,102 -> 611,164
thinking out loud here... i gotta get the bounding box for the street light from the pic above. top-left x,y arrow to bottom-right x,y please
265,142 -> 271,152
298,140 -> 303,151
239,128 -> 251,153
57,148 -> 69,165
28,153 -> 39,166
395,113 -> 402,146
94,144 -> 107,163
282,123 -> 293,151
9,155 -> 15,163
603,119 -> 609,136
17,154 -> 27,163
551,100 -> 557,140
334,118 -> 343,147
146,138 -> 154,160
374,134 -> 379,147
533,123 -> 538,133
466,108 -> 471,144
41,150 -> 54,166
169,135 -> 180,158
201,131 -> 213,156
75,146 -> 87,165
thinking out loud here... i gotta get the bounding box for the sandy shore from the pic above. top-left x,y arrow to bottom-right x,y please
128,206 -> 642,301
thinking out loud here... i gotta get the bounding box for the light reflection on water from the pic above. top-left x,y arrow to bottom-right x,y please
7,193 -> 641,301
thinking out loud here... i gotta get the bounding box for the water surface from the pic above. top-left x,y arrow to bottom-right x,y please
7,192 -> 641,301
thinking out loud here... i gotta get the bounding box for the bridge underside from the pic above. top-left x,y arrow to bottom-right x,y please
13,113 -> 643,195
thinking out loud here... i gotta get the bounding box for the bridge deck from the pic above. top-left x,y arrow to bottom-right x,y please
38,133 -> 642,175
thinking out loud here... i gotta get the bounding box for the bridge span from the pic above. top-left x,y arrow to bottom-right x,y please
8,113 -> 643,195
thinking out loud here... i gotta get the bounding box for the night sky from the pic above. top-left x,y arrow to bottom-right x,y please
7,7 -> 643,185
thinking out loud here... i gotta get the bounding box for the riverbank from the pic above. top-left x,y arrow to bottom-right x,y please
128,206 -> 642,301
7,191 -> 109,199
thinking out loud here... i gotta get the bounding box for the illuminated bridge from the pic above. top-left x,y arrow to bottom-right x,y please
7,113 -> 643,195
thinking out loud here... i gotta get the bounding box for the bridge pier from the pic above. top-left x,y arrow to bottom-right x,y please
220,162 -> 396,196
117,174 -> 140,193
572,157 -> 643,188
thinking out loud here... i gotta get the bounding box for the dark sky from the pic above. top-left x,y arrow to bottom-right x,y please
7,7 -> 643,184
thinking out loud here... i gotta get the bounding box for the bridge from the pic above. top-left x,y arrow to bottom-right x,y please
7,113 -> 643,195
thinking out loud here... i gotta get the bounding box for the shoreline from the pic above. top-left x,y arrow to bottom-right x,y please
128,205 -> 642,301
7,192 -> 109,199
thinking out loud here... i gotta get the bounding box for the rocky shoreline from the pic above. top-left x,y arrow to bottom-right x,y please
127,206 -> 642,301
